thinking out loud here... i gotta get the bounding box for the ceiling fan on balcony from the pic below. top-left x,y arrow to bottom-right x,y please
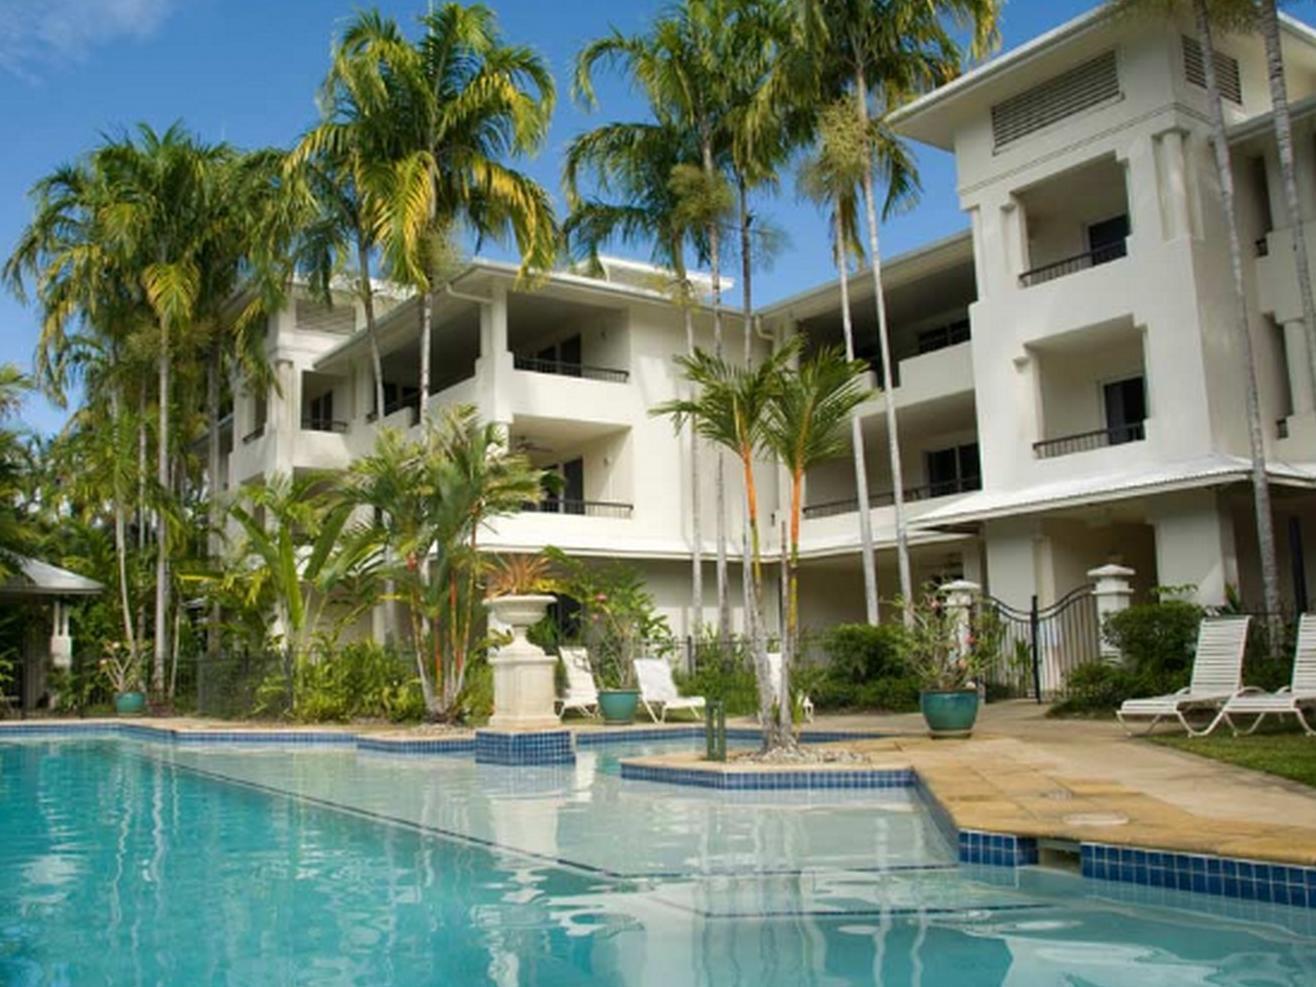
512,436 -> 554,456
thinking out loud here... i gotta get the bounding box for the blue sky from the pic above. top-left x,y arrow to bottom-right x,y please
2,0 -> 1312,434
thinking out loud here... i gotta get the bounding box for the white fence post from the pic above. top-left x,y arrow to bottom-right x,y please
1087,564 -> 1135,663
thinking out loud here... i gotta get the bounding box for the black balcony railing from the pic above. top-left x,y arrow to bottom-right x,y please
802,475 -> 981,519
520,499 -> 633,519
366,397 -> 421,426
512,354 -> 629,383
301,417 -> 349,433
1033,421 -> 1145,459
241,423 -> 265,444
1018,239 -> 1127,287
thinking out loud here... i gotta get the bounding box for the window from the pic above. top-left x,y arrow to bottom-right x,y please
916,318 -> 970,355
991,51 -> 1120,149
1102,376 -> 1146,444
1086,214 -> 1130,262
926,443 -> 981,497
306,390 -> 334,429
541,457 -> 585,513
536,335 -> 583,375
1183,36 -> 1242,105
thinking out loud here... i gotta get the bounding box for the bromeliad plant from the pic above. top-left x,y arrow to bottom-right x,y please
486,553 -> 555,598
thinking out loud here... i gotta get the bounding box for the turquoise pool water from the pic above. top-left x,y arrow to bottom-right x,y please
2,736 -> 1314,985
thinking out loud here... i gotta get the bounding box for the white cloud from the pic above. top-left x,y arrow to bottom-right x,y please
0,0 -> 176,78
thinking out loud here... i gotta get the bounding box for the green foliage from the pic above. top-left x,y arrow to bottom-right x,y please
1103,599 -> 1204,688
900,592 -> 994,691
454,657 -> 493,724
820,623 -> 909,682
546,546 -> 672,688
1049,660 -> 1152,717
278,641 -> 424,723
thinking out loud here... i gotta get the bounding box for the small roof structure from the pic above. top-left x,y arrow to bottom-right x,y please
0,557 -> 104,598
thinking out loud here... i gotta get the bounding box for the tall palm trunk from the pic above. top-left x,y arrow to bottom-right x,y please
683,305 -> 703,634
738,178 -> 756,651
358,235 -> 387,420
854,71 -> 912,617
702,136 -> 731,652
737,441 -> 773,748
136,389 -> 147,657
152,321 -> 171,695
835,207 -> 879,623
1259,0 -> 1316,404
109,383 -> 136,658
778,466 -> 804,741
1195,1 -> 1282,638
206,338 -> 222,664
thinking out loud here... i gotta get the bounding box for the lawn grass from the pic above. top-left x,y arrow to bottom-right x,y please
1149,729 -> 1316,789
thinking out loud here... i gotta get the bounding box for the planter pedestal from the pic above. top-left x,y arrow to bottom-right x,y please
485,594 -> 561,731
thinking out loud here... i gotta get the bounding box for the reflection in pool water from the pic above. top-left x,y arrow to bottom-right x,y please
1,737 -> 1313,985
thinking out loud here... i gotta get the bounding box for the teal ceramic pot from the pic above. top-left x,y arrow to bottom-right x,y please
597,689 -> 639,725
919,689 -> 979,738
114,691 -> 147,716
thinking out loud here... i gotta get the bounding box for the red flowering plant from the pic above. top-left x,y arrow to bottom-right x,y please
900,591 -> 995,692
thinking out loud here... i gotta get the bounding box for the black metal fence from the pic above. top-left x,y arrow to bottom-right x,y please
190,652 -> 291,719
980,585 -> 1102,700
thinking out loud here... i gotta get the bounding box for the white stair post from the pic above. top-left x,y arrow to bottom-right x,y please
1088,564 -> 1135,663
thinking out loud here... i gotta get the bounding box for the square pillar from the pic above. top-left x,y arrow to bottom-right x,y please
1151,490 -> 1238,606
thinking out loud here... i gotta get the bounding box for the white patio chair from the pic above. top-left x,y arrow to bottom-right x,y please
555,647 -> 599,719
1219,613 -> 1316,736
634,657 -> 706,722
765,651 -> 814,723
1115,615 -> 1250,736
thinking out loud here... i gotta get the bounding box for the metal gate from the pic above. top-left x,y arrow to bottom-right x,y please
981,585 -> 1101,700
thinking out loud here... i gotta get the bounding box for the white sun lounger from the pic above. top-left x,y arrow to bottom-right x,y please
765,651 -> 814,723
555,647 -> 599,718
1219,613 -> 1316,736
1115,615 -> 1250,736
634,657 -> 706,722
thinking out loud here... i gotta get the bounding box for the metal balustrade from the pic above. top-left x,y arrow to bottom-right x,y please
802,475 -> 981,519
512,354 -> 629,383
1018,239 -> 1127,287
1033,421 -> 1145,459
519,499 -> 633,519
300,417 -> 349,433
241,424 -> 265,444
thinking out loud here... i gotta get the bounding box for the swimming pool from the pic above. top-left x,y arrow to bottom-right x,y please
3,735 -> 1314,985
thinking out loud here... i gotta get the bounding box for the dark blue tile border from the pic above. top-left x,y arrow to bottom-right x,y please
474,728 -> 575,765
1082,842 -> 1316,908
619,760 -> 914,791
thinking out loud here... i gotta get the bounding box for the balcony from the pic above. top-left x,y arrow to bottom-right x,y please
1033,422 -> 1145,459
1018,239 -> 1127,288
241,423 -> 265,445
803,475 -> 981,520
519,498 -> 633,519
301,416 -> 349,434
512,353 -> 629,383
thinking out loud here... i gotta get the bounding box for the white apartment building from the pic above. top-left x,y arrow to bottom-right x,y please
214,6 -> 1316,644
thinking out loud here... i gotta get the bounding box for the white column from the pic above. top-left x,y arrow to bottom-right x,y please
1152,490 -> 1238,606
1156,128 -> 1192,240
1284,319 -> 1314,415
1087,564 -> 1135,663
939,579 -> 981,660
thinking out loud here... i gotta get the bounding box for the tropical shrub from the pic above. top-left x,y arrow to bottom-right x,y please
1103,599 -> 1204,688
820,623 -> 908,683
271,641 -> 425,723
1050,660 -> 1151,716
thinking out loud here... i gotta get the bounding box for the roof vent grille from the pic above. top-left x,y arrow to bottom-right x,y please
1183,35 -> 1242,105
991,51 -> 1121,150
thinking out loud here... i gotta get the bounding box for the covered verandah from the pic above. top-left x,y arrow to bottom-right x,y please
1,557 -> 103,713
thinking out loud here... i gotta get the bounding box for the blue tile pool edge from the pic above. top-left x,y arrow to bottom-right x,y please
6,720 -> 1314,910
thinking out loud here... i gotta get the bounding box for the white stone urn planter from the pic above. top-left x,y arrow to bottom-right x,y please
484,594 -> 561,730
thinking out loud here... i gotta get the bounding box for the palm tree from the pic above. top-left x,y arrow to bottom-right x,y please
0,365 -> 32,579
344,405 -> 544,718
765,344 -> 871,741
577,2 -> 738,649
798,96 -> 919,623
345,4 -> 556,422
788,0 -> 1000,618
562,118 -> 710,633
217,473 -> 376,680
653,337 -> 801,749
1256,0 -> 1316,404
